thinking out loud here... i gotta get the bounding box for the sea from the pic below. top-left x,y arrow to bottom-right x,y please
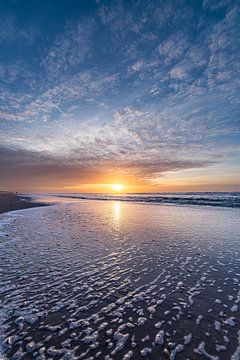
34,191 -> 240,208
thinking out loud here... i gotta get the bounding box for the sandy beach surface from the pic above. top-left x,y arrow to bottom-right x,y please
0,197 -> 240,359
0,192 -> 47,215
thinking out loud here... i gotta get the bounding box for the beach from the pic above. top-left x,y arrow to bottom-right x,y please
0,196 -> 240,359
0,192 -> 47,215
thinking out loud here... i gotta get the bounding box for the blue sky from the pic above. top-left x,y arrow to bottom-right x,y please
0,0 -> 240,191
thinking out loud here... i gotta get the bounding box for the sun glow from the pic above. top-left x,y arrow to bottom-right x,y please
111,184 -> 124,192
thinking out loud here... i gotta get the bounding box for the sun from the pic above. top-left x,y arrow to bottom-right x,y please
111,184 -> 124,192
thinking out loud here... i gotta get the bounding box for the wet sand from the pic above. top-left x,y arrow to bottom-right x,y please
0,199 -> 240,359
0,192 -> 48,214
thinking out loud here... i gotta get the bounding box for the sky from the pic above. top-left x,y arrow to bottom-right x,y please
0,0 -> 240,193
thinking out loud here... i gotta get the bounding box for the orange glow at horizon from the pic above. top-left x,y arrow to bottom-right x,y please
6,169 -> 240,193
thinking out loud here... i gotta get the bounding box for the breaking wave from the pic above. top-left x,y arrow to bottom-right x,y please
45,192 -> 240,208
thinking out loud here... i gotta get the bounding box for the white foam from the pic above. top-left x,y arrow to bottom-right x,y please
231,330 -> 240,360
140,347 -> 152,357
154,330 -> 164,345
184,334 -> 192,345
194,342 -> 219,360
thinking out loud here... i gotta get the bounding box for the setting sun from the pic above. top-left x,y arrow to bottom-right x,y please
111,184 -> 124,192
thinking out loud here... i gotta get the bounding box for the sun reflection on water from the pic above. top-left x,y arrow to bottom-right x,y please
113,201 -> 122,230
113,201 -> 121,221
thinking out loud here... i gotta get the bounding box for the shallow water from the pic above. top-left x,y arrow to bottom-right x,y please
0,200 -> 240,359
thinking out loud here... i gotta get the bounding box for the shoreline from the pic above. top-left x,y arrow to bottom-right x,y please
0,192 -> 49,215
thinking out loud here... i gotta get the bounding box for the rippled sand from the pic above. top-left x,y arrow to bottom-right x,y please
0,200 -> 240,359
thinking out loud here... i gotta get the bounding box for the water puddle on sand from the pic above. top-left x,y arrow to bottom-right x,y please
0,200 -> 240,359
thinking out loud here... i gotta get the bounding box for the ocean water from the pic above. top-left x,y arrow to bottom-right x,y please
36,191 -> 240,208
0,198 -> 240,359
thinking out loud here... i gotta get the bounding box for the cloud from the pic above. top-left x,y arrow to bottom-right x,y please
0,13 -> 37,44
0,143 -> 213,191
0,69 -> 119,123
204,5 -> 240,92
202,0 -> 232,11
41,18 -> 95,79
0,0 -> 239,190
1,92 -> 239,185
131,60 -> 146,72
170,65 -> 189,81
158,31 -> 190,64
